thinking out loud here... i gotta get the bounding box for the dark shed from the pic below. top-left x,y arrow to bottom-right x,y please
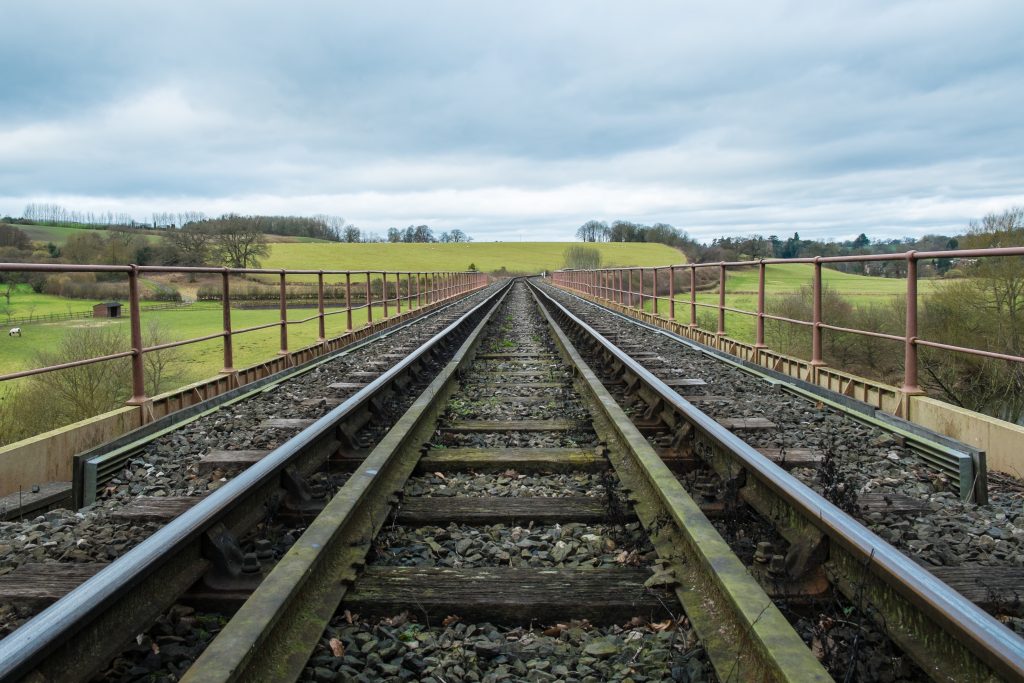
92,301 -> 123,318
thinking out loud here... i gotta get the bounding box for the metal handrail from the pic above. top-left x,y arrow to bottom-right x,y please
553,246 -> 1024,394
0,263 -> 488,405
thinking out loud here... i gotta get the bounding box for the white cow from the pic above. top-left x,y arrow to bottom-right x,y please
8,327 -> 21,337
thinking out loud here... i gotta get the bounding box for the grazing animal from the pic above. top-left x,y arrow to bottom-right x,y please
8,327 -> 21,337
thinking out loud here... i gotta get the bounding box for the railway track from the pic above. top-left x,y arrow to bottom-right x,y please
0,281 -> 506,681
1,279 -> 1023,682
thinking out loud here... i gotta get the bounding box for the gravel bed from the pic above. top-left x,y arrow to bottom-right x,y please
90,606 -> 226,682
371,523 -> 655,569
0,285 -> 501,639
445,394 -> 587,421
301,615 -> 712,683
405,472 -> 614,499
539,283 -> 1024,577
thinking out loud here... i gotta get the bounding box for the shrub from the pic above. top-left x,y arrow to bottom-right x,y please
563,246 -> 602,270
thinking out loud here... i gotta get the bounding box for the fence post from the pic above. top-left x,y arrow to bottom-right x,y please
669,266 -> 676,321
345,272 -> 353,331
382,272 -> 389,318
755,260 -> 767,352
653,268 -> 659,317
221,269 -> 234,373
127,265 -> 146,405
397,272 -> 403,315
902,251 -> 922,399
317,271 -> 326,342
689,265 -> 697,328
717,263 -> 726,338
811,258 -> 824,373
639,269 -> 646,310
278,270 -> 288,356
366,272 -> 373,323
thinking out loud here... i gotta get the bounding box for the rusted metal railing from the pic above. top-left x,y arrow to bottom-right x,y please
552,247 -> 1024,399
0,263 -> 487,405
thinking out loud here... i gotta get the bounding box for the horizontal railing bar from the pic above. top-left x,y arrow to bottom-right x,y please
0,350 -> 135,382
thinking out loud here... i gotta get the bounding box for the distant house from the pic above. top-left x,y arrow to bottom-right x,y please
92,301 -> 123,318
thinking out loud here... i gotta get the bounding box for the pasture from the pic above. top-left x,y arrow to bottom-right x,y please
0,300 -> 409,385
263,241 -> 684,278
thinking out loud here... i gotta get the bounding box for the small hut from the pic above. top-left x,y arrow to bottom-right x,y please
92,301 -> 123,318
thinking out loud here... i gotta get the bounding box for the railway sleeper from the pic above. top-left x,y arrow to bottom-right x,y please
343,566 -> 671,624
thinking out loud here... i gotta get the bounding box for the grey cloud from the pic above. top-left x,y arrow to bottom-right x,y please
1,1 -> 1023,240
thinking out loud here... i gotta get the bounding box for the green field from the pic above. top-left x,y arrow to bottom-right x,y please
0,299 -> 415,385
264,242 -> 684,278
634,263 -> 939,342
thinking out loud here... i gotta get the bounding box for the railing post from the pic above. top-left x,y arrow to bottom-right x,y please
669,266 -> 676,321
127,265 -> 146,405
627,270 -> 633,307
811,258 -> 824,371
396,272 -> 403,314
755,260 -> 767,351
278,270 -> 288,356
366,272 -> 373,323
317,271 -> 326,342
689,265 -> 697,328
717,263 -> 726,337
652,268 -> 659,317
221,269 -> 234,373
639,269 -> 645,311
382,272 -> 389,318
345,272 -> 353,331
902,251 -> 922,397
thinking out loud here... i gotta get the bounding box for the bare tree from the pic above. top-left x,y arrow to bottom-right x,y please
343,225 -> 361,243
210,215 -> 270,268
164,225 -> 214,267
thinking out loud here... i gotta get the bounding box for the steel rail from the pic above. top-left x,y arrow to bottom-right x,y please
552,278 -> 987,503
178,281 -> 514,683
0,280 -> 511,683
529,280 -> 1024,683
74,286 -> 500,507
527,283 -> 831,682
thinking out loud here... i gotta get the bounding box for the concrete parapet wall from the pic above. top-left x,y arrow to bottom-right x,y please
910,397 -> 1024,478
0,408 -> 140,496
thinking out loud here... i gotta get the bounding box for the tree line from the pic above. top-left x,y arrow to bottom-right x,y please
576,219 -> 973,278
385,225 -> 472,244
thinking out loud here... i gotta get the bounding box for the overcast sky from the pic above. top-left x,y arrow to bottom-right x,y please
1,1 -> 1022,242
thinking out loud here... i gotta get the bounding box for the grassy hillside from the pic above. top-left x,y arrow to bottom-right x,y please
265,242 -> 684,277
6,222 -> 329,246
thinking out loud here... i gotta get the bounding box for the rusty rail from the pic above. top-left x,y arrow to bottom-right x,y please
552,246 -> 1024,397
0,263 -> 487,404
